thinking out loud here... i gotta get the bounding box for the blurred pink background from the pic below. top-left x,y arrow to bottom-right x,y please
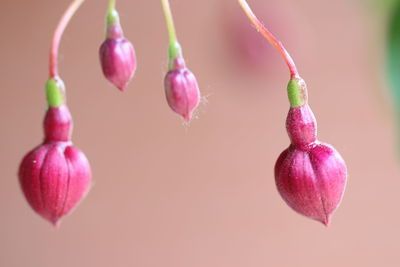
1,0 -> 399,266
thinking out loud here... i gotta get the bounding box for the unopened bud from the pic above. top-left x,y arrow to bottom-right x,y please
19,97 -> 91,226
99,9 -> 136,91
164,57 -> 200,121
274,79 -> 347,226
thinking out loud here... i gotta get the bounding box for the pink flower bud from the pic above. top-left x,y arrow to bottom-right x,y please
164,58 -> 200,121
19,105 -> 91,226
99,25 -> 136,92
275,104 -> 347,226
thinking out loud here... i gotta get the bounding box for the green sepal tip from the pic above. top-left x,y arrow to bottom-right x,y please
168,41 -> 182,69
46,78 -> 65,107
287,78 -> 307,107
106,9 -> 120,28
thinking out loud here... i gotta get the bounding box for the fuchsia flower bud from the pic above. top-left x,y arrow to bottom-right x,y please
18,79 -> 91,226
160,0 -> 201,121
99,9 -> 136,91
164,57 -> 200,121
274,78 -> 347,226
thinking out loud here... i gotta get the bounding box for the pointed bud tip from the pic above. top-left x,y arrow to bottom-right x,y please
117,84 -> 127,92
317,214 -> 331,227
183,113 -> 191,122
50,218 -> 61,228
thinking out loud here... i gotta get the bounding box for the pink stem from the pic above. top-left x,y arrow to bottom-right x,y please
237,0 -> 299,79
49,0 -> 86,78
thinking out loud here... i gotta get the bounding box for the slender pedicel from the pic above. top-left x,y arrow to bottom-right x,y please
49,0 -> 85,79
161,0 -> 200,121
19,0 -> 91,227
238,0 -> 347,226
237,0 -> 298,79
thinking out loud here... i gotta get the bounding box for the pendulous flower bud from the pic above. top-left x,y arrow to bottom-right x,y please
274,78 -> 347,226
99,9 -> 136,91
19,80 -> 91,226
164,57 -> 200,121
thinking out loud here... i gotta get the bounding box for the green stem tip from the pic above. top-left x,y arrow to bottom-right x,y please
287,78 -> 308,107
168,41 -> 182,69
106,0 -> 119,27
46,78 -> 65,107
161,0 -> 184,69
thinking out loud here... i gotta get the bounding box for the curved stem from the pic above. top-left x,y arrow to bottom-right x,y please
49,0 -> 86,78
161,0 -> 178,46
237,0 -> 299,79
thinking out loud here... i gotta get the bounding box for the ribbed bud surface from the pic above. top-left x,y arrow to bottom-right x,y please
99,26 -> 136,91
19,106 -> 91,226
164,58 -> 200,121
275,103 -> 347,226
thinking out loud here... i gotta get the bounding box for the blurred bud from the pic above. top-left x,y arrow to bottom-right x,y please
274,79 -> 347,226
19,104 -> 91,226
99,9 -> 136,91
222,0 -> 302,75
164,57 -> 200,121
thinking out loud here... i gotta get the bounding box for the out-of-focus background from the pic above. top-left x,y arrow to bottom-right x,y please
1,0 -> 399,266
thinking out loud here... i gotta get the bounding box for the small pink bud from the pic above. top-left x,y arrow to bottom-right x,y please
19,105 -> 91,226
275,102 -> 347,226
164,58 -> 200,121
99,24 -> 136,92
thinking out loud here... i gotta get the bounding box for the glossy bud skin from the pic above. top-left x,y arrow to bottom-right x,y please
19,105 -> 91,226
99,25 -> 136,91
164,58 -> 200,121
275,103 -> 347,226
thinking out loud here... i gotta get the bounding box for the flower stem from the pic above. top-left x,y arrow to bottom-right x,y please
108,0 -> 116,13
49,0 -> 86,78
106,0 -> 120,30
161,0 -> 182,62
161,0 -> 177,45
237,0 -> 299,79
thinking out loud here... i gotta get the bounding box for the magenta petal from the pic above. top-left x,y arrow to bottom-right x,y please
61,146 -> 91,218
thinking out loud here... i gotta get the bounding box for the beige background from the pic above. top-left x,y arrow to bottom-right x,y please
1,0 -> 399,266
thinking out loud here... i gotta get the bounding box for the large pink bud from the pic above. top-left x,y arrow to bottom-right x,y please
19,105 -> 91,226
274,79 -> 347,226
164,57 -> 200,121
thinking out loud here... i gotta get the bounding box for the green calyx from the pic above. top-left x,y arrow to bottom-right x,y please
106,9 -> 120,28
287,78 -> 308,107
46,78 -> 65,107
169,41 -> 182,61
168,41 -> 182,69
